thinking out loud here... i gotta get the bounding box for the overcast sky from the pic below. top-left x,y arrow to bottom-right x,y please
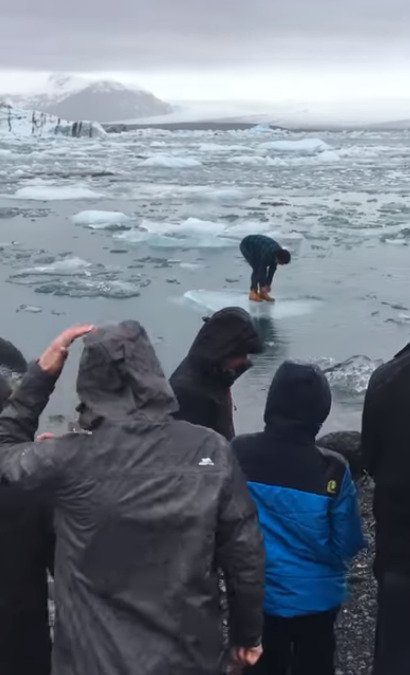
1,0 -> 410,100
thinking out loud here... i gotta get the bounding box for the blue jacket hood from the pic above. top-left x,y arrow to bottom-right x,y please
264,361 -> 331,435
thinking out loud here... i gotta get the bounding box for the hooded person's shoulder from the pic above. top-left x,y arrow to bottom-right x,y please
171,418 -> 235,472
41,430 -> 93,475
366,347 -> 410,398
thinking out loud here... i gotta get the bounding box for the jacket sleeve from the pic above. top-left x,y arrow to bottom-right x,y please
0,363 -> 65,489
361,378 -> 380,477
216,449 -> 265,648
329,468 -> 365,563
0,362 -> 56,446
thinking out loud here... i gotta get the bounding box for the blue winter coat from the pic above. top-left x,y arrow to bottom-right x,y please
232,361 -> 365,618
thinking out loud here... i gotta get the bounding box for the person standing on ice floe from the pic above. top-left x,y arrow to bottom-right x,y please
240,235 -> 291,303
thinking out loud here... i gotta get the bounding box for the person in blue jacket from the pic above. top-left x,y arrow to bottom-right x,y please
232,361 -> 365,675
240,235 -> 291,303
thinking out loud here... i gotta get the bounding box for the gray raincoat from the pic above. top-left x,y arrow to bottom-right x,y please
0,321 -> 264,675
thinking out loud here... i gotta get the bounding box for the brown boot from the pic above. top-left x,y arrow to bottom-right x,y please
249,290 -> 263,302
259,286 -> 275,302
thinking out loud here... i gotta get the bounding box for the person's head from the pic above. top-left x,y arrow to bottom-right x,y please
76,320 -> 178,429
0,338 -> 27,411
276,248 -> 291,266
188,307 -> 263,386
264,361 -> 331,437
0,338 -> 27,376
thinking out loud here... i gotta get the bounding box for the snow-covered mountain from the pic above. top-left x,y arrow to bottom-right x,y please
0,102 -> 106,138
10,74 -> 173,124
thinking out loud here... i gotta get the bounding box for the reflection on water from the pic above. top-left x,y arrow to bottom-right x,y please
252,315 -> 288,373
233,315 -> 289,434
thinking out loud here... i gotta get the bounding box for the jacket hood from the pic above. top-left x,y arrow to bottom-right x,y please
76,320 -> 178,428
395,342 -> 410,359
188,307 -> 263,368
0,338 -> 27,375
264,361 -> 331,435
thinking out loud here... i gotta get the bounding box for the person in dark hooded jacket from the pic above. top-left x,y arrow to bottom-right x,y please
0,348 -> 54,675
232,361 -> 364,675
0,322 -> 265,675
362,342 -> 410,675
170,307 -> 263,441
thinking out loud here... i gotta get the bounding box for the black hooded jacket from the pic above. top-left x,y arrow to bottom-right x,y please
232,362 -> 364,616
0,321 -> 264,675
362,342 -> 410,576
170,308 -> 262,441
0,363 -> 54,617
0,352 -> 54,675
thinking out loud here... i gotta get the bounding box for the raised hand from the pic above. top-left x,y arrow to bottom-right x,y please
38,325 -> 94,377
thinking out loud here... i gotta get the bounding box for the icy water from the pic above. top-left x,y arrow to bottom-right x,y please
0,127 -> 409,434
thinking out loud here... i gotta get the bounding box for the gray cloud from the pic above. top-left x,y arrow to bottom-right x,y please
1,0 -> 410,71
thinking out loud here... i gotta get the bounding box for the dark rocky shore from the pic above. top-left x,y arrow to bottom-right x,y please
318,432 -> 376,674
336,476 -> 376,675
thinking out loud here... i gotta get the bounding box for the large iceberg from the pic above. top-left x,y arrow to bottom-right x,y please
0,102 -> 106,138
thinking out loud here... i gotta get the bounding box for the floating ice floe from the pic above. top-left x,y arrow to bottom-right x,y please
115,217 -> 239,249
115,229 -> 237,249
13,256 -> 92,276
6,248 -> 145,299
320,355 -> 383,395
185,186 -> 250,203
114,217 -> 303,251
179,262 -> 204,271
142,217 -> 227,236
248,125 -> 277,134
259,138 -> 331,154
197,143 -> 229,152
16,304 -> 43,314
140,154 -> 202,168
71,210 -> 132,230
227,155 -> 286,167
311,150 -> 340,163
33,278 -> 141,299
12,185 -> 104,200
182,290 -> 322,318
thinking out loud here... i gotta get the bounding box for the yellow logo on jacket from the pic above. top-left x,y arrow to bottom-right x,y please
327,480 -> 337,495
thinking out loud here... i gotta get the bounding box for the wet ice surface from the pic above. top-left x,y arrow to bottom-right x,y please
0,127 -> 410,433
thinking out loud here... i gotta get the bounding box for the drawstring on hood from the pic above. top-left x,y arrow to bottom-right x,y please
264,361 -> 331,438
76,320 -> 178,429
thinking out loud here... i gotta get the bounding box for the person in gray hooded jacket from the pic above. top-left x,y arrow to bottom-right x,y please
0,321 -> 265,675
